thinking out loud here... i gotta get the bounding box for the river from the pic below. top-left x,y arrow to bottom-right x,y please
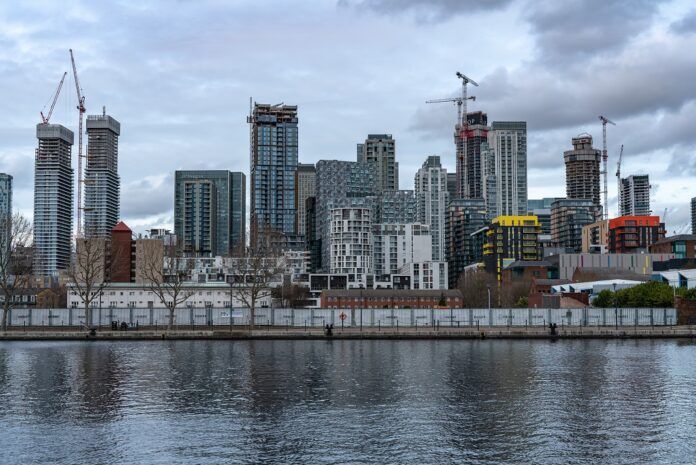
0,339 -> 694,464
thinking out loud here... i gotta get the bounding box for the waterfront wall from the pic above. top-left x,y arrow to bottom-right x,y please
4,307 -> 677,328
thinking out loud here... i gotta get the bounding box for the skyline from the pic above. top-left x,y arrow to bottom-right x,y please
1,0 -> 696,235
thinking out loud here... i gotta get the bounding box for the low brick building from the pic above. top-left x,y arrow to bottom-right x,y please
321,289 -> 464,309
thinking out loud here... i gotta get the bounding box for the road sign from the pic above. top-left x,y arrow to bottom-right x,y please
339,312 -> 347,321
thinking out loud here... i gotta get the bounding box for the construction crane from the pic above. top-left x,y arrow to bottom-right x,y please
40,72 -> 67,124
615,144 -> 624,217
70,49 -> 86,237
599,115 -> 615,221
426,72 -> 478,197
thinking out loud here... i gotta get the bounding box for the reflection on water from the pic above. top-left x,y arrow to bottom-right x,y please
0,340 -> 695,464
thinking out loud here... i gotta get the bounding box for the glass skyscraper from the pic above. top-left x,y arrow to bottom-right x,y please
249,103 -> 298,248
174,170 -> 246,256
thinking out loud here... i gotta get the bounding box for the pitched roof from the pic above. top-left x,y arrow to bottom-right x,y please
112,221 -> 132,233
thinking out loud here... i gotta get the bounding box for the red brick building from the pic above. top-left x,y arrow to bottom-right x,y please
608,216 -> 665,253
321,289 -> 464,309
110,221 -> 133,282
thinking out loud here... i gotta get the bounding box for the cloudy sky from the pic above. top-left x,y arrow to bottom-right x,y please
1,0 -> 695,235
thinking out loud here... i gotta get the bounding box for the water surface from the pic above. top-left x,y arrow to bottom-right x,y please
0,339 -> 694,464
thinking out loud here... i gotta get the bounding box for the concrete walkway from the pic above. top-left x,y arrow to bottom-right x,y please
1,325 -> 696,340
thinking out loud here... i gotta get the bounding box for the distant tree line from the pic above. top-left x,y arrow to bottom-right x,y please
593,281 -> 696,308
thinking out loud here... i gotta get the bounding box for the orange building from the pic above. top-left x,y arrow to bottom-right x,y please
608,216 -> 665,253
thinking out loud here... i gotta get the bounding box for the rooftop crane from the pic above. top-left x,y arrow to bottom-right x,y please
426,72 -> 479,197
599,115 -> 615,221
40,72 -> 67,124
70,49 -> 86,237
615,144 -> 624,217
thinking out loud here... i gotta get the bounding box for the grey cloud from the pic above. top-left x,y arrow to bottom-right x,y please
525,0 -> 667,63
120,174 -> 172,219
337,0 -> 512,21
671,9 -> 696,34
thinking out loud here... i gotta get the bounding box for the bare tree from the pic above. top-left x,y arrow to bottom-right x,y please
272,283 -> 310,308
228,243 -> 285,330
0,213 -> 33,331
139,238 -> 194,330
69,237 -> 109,329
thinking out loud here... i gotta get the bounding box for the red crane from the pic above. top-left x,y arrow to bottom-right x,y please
70,49 -> 86,237
40,72 -> 67,124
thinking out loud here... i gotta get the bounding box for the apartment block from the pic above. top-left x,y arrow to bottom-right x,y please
249,103 -> 298,246
84,113 -> 120,238
564,134 -> 602,217
483,215 -> 541,281
33,124 -> 74,276
608,216 -> 665,253
445,198 -> 487,288
357,134 -> 398,193
329,207 -> 373,276
620,175 -> 651,216
551,198 -> 598,253
372,223 -> 432,277
174,170 -> 246,256
415,156 -> 449,261
294,163 -> 315,238
482,121 -> 528,218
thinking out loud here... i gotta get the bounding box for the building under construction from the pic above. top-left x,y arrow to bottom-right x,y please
456,111 -> 489,199
84,113 -> 121,238
564,134 -> 602,219
248,103 -> 298,249
33,124 -> 74,276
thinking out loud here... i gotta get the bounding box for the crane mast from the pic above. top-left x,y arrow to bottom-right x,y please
615,144 -> 623,217
598,115 -> 615,220
70,49 -> 86,237
40,72 -> 67,124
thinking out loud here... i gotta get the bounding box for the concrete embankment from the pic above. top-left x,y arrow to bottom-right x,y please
2,326 -> 696,340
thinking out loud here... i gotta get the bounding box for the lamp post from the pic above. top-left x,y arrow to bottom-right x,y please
613,282 -> 618,329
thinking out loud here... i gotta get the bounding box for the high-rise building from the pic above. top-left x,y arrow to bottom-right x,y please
372,223 -> 432,277
457,111 -> 489,199
620,175 -> 651,217
305,197 -> 321,272
294,163 -> 315,238
608,216 -> 665,253
174,170 -> 246,256
483,215 -> 541,281
415,156 -> 449,261
315,160 -> 378,271
692,197 -> 696,234
446,172 -> 457,199
84,113 -> 121,238
377,190 -> 417,224
482,121 -> 527,218
550,198 -> 598,253
33,124 -> 74,276
564,134 -> 602,218
357,134 -> 398,193
527,198 -> 557,210
0,173 -> 11,223
330,207 -> 373,275
445,198 -> 487,288
249,103 -> 298,247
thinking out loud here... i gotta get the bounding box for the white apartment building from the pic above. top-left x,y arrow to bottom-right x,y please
398,261 -> 448,290
373,223 -> 432,277
414,156 -> 449,261
67,282 -> 272,310
330,207 -> 373,275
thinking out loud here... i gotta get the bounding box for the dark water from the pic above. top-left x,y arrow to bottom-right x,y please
1,340 -> 695,464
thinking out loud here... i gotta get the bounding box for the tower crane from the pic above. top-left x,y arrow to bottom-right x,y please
70,49 -> 86,237
40,72 -> 67,124
599,115 -> 615,221
426,72 -> 478,197
615,144 -> 624,217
